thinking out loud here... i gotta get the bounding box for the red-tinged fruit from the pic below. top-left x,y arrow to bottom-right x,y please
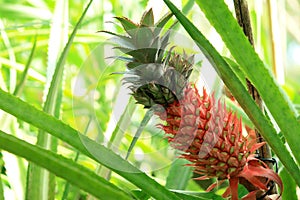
155,84 -> 283,200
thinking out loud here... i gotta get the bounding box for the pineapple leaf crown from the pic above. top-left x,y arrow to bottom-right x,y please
104,9 -> 195,108
104,8 -> 173,69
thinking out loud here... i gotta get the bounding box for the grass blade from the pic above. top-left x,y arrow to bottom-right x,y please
93,97 -> 135,187
0,19 -> 16,93
13,34 -> 37,96
126,109 -> 153,160
0,57 -> 45,82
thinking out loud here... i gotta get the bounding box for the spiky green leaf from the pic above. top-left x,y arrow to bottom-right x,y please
140,8 -> 154,26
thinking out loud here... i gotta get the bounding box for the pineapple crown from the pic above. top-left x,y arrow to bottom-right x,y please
104,9 -> 195,108
104,8 -> 172,69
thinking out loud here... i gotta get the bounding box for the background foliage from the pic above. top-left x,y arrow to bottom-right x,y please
0,0 -> 299,199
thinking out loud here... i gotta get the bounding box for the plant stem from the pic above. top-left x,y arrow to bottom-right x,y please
233,0 -> 276,196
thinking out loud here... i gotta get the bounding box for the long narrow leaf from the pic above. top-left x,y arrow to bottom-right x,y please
126,109 -> 153,160
0,57 -> 45,82
13,35 -> 37,96
0,89 -> 180,200
0,130 -> 132,200
27,0 -> 71,199
131,189 -> 223,200
0,19 -> 26,200
62,116 -> 92,200
279,167 -> 297,200
172,191 -> 223,200
165,159 -> 192,190
194,0 -> 300,166
0,153 -> 4,200
0,19 -> 16,93
162,0 -> 300,187
94,97 -> 135,183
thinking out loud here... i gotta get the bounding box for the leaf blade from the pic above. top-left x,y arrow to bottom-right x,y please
126,109 -> 153,160
0,130 -> 132,200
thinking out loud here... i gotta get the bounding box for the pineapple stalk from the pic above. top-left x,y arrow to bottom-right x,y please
104,9 -> 283,200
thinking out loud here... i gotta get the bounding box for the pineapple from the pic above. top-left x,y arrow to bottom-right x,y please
105,9 -> 283,200
156,84 -> 283,200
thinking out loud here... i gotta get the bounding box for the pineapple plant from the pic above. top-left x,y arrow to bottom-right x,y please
104,9 -> 283,200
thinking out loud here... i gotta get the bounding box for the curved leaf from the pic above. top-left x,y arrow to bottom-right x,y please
165,159 -> 192,190
280,167 -> 297,200
126,109 -> 153,159
0,130 -> 131,200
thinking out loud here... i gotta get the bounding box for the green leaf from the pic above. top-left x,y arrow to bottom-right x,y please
0,19 -> 16,93
223,57 -> 247,89
165,159 -> 192,190
195,0 -> 300,167
132,189 -> 223,200
155,12 -> 173,28
114,47 -> 144,61
13,35 -> 37,96
237,184 -> 248,199
62,117 -> 92,200
100,30 -> 135,49
126,109 -> 153,159
0,57 -> 45,83
279,167 -> 297,200
182,0 -> 195,14
114,17 -> 138,37
225,98 -> 253,128
162,0 -> 300,188
95,97 -> 136,181
136,27 -> 154,48
131,190 -> 151,200
172,190 -> 223,200
140,8 -> 154,26
0,89 -> 180,200
0,130 -> 132,200
0,153 -> 4,200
